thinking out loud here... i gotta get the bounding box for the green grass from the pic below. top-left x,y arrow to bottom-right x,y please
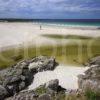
0,35 -> 100,69
35,85 -> 66,100
85,89 -> 100,100
35,85 -> 47,95
41,34 -> 94,40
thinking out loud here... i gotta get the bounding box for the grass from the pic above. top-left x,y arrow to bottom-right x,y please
35,85 -> 66,100
35,85 -> 47,95
65,93 -> 87,100
0,35 -> 100,69
85,89 -> 100,100
41,34 -> 94,40
34,85 -> 87,100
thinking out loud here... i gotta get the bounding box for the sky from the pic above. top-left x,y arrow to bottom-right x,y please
0,0 -> 100,19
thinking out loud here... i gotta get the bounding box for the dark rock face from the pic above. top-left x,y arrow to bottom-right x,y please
0,56 -> 57,100
46,79 -> 59,91
78,56 -> 100,93
5,79 -> 65,100
0,85 -> 8,100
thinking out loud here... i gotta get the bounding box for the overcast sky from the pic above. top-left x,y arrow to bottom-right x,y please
0,0 -> 100,19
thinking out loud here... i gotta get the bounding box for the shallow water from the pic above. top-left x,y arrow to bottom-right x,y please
29,65 -> 88,90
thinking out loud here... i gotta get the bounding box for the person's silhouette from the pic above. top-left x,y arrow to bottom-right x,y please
40,25 -> 42,30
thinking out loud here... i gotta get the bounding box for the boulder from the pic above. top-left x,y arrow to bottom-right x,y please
45,79 -> 66,97
46,79 -> 59,91
78,56 -> 100,93
28,56 -> 57,72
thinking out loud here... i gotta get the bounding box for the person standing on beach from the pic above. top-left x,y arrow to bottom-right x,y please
40,25 -> 42,30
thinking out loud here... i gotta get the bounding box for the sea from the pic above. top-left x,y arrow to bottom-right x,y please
0,19 -> 100,27
32,19 -> 100,27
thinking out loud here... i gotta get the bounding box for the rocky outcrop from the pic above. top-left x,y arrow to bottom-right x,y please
5,79 -> 66,100
0,56 -> 57,99
78,56 -> 100,94
86,56 -> 100,66
28,56 -> 58,72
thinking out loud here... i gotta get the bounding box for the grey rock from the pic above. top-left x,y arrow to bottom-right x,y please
5,90 -> 39,100
37,93 -> 51,100
0,85 -> 8,100
28,56 -> 57,72
19,82 -> 25,91
87,56 -> 100,66
46,79 -> 59,91
15,60 -> 29,69
46,79 -> 66,96
78,56 -> 100,93
0,56 -> 57,99
20,75 -> 26,81
5,79 -> 66,100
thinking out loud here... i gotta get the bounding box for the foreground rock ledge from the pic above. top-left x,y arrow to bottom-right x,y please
78,56 -> 100,94
5,79 -> 66,100
0,56 -> 57,100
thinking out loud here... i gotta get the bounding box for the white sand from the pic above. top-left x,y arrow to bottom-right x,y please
0,22 -> 100,50
28,65 -> 89,90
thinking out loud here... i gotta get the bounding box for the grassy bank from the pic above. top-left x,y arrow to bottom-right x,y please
0,35 -> 100,69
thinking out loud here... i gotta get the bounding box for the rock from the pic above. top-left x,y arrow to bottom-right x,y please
78,56 -> 100,93
5,90 -> 39,100
45,79 -> 66,97
0,61 -> 33,98
28,56 -> 57,72
19,82 -> 25,91
87,56 -> 100,66
15,60 -> 29,69
0,56 -> 57,99
46,79 -> 59,91
0,85 -> 8,100
37,93 -> 51,100
5,79 -> 66,100
0,66 -> 33,96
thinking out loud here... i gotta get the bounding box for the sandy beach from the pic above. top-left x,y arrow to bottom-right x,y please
29,65 -> 89,90
0,22 -> 100,50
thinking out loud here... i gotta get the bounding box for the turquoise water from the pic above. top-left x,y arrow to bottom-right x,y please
33,19 -> 100,27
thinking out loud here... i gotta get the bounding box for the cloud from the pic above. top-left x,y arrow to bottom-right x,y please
0,0 -> 100,18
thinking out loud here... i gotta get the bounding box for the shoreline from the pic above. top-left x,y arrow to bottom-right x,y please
0,22 -> 100,51
0,21 -> 100,30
